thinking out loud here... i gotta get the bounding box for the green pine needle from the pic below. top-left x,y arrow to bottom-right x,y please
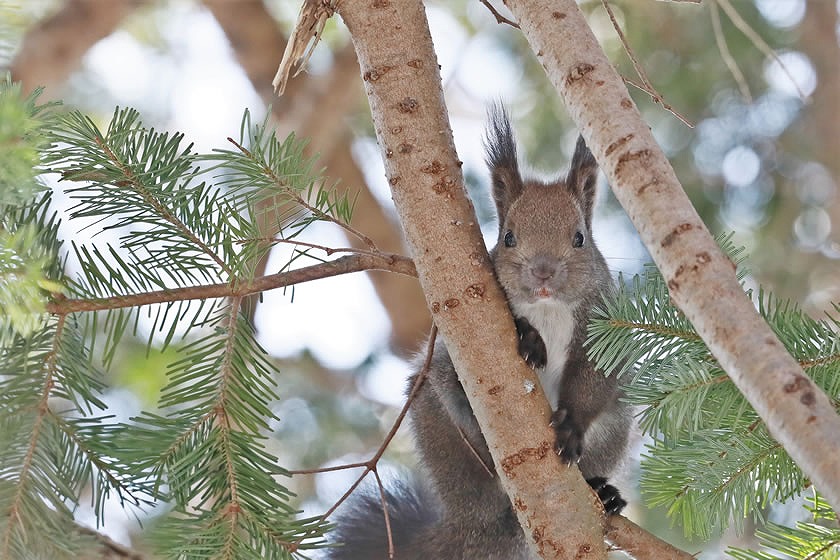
587,235 -> 840,540
2,94 -> 353,558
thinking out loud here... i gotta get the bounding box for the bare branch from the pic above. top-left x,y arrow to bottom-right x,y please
606,517 -> 697,560
714,0 -> 808,101
709,0 -> 752,102
480,0 -> 521,28
226,136 -> 378,251
623,77 -> 694,128
601,0 -> 653,92
273,0 -> 340,94
46,253 -> 416,315
602,0 -> 694,127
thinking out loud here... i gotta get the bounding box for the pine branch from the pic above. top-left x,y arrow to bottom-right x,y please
46,108 -> 233,280
120,303 -> 329,558
1,92 -> 413,557
0,311 -> 156,559
0,76 -> 55,204
213,119 -> 374,250
46,252 -> 416,314
588,244 -> 840,539
728,493 -> 840,558
0,315 -> 66,559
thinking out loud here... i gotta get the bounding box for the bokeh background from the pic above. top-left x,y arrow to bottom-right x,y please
3,0 -> 838,557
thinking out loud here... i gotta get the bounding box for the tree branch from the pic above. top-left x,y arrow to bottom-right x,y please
76,526 -> 145,560
339,1 -> 608,557
505,0 -> 840,513
606,517 -> 695,559
46,253 -> 416,315
9,0 -> 144,97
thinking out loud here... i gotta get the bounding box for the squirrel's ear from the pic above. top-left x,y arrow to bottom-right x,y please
484,103 -> 524,220
566,135 -> 598,230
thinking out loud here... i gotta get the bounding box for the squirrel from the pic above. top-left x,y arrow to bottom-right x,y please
325,104 -> 632,559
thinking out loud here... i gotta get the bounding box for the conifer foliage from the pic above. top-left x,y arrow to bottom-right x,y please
588,237 -> 840,556
1,79 -> 343,559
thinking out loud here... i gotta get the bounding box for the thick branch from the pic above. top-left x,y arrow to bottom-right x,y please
9,0 -> 143,97
605,517 -> 694,560
46,253 -> 415,315
505,0 -> 840,512
339,1 -> 607,558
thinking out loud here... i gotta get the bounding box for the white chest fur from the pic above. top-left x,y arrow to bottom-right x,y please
511,299 -> 577,409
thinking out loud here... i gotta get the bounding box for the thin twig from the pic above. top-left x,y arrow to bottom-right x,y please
227,136 -> 378,251
709,0 -> 752,102
45,252 -> 416,315
715,0 -> 808,100
479,0 -> 520,28
372,468 -> 395,559
288,461 -> 369,475
601,0 -> 653,92
311,326 -> 437,529
602,0 -> 694,128
237,236 -> 385,259
623,77 -> 695,127
457,425 -> 495,477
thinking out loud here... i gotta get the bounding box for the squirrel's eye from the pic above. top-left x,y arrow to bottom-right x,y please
504,230 -> 516,248
573,231 -> 585,248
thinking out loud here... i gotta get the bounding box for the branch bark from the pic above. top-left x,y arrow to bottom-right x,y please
46,252 -> 416,315
504,0 -> 840,512
605,517 -> 694,560
339,1 -> 608,558
76,526 -> 145,560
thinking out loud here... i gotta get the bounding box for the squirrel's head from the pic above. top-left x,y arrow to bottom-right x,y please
484,104 -> 608,305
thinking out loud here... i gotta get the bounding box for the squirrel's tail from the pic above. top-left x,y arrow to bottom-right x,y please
324,477 -> 439,560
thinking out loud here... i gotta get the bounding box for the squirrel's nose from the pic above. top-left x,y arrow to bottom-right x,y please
529,262 -> 556,281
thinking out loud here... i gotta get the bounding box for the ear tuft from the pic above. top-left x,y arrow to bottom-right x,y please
484,102 -> 524,221
566,135 -> 598,229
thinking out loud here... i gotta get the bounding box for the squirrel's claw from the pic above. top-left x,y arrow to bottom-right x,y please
514,316 -> 547,369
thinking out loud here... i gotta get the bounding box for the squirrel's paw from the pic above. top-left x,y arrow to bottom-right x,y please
514,317 -> 547,369
549,408 -> 584,465
586,477 -> 627,515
